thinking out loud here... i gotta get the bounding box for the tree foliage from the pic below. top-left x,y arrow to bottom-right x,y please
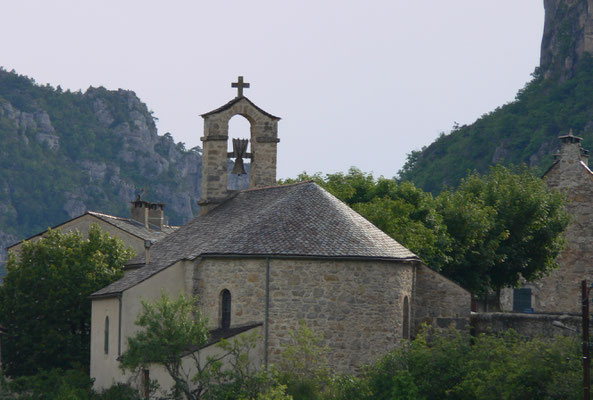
282,166 -> 569,294
120,292 -> 268,400
0,225 -> 135,376
274,321 -> 330,400
337,327 -> 582,400
398,54 -> 593,194
0,67 -> 197,248
437,165 -> 570,293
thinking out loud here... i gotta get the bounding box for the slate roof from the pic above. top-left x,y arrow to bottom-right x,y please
201,96 -> 281,120
86,211 -> 177,241
7,211 -> 177,250
542,159 -> 593,178
92,182 -> 419,298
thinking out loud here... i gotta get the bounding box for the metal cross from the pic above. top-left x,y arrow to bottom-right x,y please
231,76 -> 250,97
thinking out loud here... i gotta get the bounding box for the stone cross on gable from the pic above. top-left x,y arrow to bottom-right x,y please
232,76 -> 250,97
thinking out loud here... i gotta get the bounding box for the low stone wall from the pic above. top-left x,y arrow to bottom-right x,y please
471,312 -> 581,338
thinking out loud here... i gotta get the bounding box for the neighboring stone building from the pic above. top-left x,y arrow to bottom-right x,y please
89,78 -> 471,392
7,198 -> 177,258
500,130 -> 593,314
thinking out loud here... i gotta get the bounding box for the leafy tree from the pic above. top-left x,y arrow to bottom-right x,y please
436,165 -> 570,294
274,321 -> 330,400
281,168 -> 451,269
0,225 -> 135,376
397,54 -> 593,194
120,292 -> 268,400
282,166 -> 569,294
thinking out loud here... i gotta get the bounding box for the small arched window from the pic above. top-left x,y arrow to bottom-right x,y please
221,290 -> 231,329
402,296 -> 410,340
104,316 -> 110,354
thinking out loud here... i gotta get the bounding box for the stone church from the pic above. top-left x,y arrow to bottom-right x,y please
90,78 -> 470,392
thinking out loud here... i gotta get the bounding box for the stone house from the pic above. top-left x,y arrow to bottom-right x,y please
7,199 -> 177,259
500,130 -> 593,313
89,81 -> 471,392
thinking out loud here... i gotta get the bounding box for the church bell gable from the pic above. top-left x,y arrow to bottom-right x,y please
199,76 -> 281,214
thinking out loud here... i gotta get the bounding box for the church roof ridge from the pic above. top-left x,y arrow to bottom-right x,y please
91,182 -> 419,298
240,180 -> 314,192
200,96 -> 281,120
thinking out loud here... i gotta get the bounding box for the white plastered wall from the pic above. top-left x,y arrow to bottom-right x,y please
91,259 -> 192,390
91,258 -> 265,395
9,214 -> 146,257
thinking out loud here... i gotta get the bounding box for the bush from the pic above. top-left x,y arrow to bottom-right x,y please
0,368 -> 93,400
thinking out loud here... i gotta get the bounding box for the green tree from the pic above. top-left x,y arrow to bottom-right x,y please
282,166 -> 569,295
436,165 -> 570,294
120,292 -> 268,400
0,225 -> 135,376
274,321 -> 330,400
281,168 -> 450,269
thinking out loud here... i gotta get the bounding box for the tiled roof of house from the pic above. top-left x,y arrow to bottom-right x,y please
92,182 -> 419,298
87,211 -> 177,242
7,211 -> 177,251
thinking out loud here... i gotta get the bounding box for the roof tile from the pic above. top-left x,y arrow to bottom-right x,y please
92,182 -> 418,297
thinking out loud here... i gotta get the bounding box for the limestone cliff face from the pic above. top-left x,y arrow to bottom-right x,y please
0,69 -> 249,268
541,0 -> 593,79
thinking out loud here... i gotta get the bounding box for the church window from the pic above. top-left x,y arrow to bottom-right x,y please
221,289 -> 231,329
513,288 -> 533,312
402,296 -> 410,339
104,316 -> 109,354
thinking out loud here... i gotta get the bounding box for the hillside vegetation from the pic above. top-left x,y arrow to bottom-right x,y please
399,55 -> 593,193
0,68 -> 248,265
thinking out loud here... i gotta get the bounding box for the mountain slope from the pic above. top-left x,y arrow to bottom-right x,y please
398,56 -> 593,193
0,68 -> 248,264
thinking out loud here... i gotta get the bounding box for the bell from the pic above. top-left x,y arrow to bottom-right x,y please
230,138 -> 249,175
231,157 -> 247,175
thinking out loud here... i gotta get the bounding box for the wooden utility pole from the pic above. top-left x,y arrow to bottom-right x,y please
583,280 -> 590,400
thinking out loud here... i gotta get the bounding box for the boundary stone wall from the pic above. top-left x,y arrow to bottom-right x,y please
472,312 -> 581,338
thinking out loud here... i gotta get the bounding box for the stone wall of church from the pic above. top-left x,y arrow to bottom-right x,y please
194,257 -> 415,373
412,264 -> 471,333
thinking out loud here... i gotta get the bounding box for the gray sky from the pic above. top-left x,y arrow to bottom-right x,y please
1,1 -> 544,179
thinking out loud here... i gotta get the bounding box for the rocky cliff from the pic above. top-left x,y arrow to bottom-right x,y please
541,0 -> 593,80
398,1 -> 593,193
0,68 -> 248,266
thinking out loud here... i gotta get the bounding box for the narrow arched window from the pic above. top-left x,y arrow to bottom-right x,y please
221,289 -> 231,329
402,296 -> 410,340
104,316 -> 110,354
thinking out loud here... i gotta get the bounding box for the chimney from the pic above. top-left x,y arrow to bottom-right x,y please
557,129 -> 586,164
131,196 -> 167,230
131,196 -> 149,229
148,203 -> 165,229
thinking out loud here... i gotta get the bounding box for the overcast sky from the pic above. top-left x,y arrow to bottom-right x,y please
1,1 -> 545,179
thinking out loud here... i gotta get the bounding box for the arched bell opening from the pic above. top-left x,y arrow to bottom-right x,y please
227,114 -> 253,189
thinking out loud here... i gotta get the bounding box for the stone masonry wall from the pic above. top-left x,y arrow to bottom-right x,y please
523,142 -> 593,313
200,97 -> 279,211
194,257 -> 415,373
413,264 -> 471,334
472,312 -> 580,338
